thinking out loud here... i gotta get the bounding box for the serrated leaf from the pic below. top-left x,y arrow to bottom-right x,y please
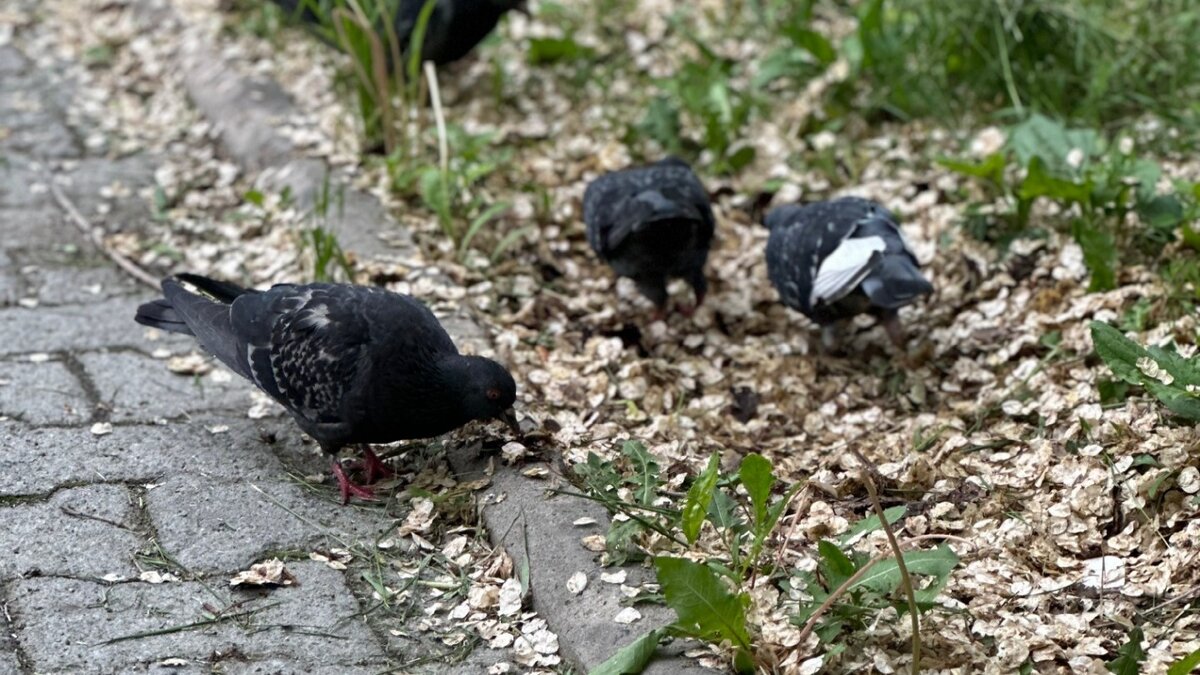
850,544 -> 959,596
1071,219 -> 1117,291
1106,626 -> 1145,675
655,556 -> 750,649
682,454 -> 721,544
739,453 -> 774,530
622,441 -> 660,506
1167,648 -> 1200,675
1021,156 -> 1092,204
838,505 -> 907,545
1091,322 -> 1148,385
816,540 -> 856,587
707,488 -> 746,533
937,153 -> 1006,185
1008,114 -> 1100,174
588,628 -> 665,675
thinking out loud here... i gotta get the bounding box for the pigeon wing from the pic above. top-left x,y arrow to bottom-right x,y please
230,284 -> 371,426
809,235 -> 887,307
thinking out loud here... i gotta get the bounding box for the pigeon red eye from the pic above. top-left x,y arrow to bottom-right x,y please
486,388 -> 501,401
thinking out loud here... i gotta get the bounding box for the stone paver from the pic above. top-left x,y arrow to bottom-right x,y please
0,296 -> 187,355
9,562 -> 388,673
145,475 -> 391,573
1,484 -> 143,580
78,351 -> 250,423
0,358 -> 91,425
0,420 -> 286,497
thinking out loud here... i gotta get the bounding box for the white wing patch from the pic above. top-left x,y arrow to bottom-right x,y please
810,235 -> 887,306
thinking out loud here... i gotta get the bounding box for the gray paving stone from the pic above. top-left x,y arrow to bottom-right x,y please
0,156 -> 57,211
146,474 -> 392,573
0,358 -> 91,425
0,484 -> 142,580
0,651 -> 19,675
79,351 -> 251,423
26,264 -> 140,305
450,450 -> 709,674
9,561 -> 388,673
0,206 -> 76,255
0,420 -> 292,497
55,156 -> 157,228
0,295 -> 179,354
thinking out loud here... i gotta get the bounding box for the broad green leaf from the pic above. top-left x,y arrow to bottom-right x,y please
850,544 -> 959,596
739,453 -> 774,530
1146,344 -> 1200,388
1138,195 -> 1184,230
784,27 -> 837,64
1020,156 -> 1092,205
1128,159 -> 1162,203
655,556 -> 751,649
707,489 -> 746,533
528,36 -> 593,65
1167,648 -> 1200,675
1090,322 -> 1148,385
682,454 -> 721,545
1106,626 -> 1145,675
937,153 -> 1006,185
816,540 -> 856,586
605,518 -> 643,567
621,441 -> 660,506
1071,219 -> 1117,291
589,628 -> 666,675
1007,114 -> 1100,174
838,505 -> 907,545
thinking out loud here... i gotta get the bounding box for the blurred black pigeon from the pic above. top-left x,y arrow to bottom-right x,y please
583,157 -> 716,319
135,274 -> 518,503
270,0 -> 527,66
763,197 -> 933,348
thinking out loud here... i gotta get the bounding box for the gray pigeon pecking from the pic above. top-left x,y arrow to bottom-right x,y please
271,0 -> 527,66
135,273 -> 518,503
763,197 -> 933,348
583,157 -> 716,318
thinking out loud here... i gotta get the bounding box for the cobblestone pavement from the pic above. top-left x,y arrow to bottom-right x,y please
0,30 -> 508,675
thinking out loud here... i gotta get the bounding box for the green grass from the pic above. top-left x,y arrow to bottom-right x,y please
836,0 -> 1200,135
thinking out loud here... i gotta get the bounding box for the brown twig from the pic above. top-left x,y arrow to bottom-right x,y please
47,178 -> 159,289
852,447 -> 921,674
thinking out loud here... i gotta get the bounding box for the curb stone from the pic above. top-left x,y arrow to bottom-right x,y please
163,7 -> 712,674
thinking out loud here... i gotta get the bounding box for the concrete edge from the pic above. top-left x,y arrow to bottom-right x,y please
157,7 -> 706,674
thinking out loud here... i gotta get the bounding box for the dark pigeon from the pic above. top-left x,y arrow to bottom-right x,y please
763,196 -> 933,348
271,0 -> 526,66
135,274 -> 518,503
583,157 -> 716,318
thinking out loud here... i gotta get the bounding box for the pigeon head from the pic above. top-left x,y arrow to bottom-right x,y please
442,355 -> 519,434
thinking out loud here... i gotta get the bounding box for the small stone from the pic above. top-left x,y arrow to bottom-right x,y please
90,422 -> 113,436
613,607 -> 641,624
566,571 -> 587,595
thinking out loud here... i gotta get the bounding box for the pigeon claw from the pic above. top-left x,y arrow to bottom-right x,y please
330,457 -> 378,505
353,445 -> 395,483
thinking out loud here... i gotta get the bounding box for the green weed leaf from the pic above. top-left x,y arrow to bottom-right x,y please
838,505 -> 907,545
621,441 -> 660,506
682,454 -> 721,545
589,628 -> 666,675
655,556 -> 751,649
850,544 -> 959,598
738,453 -> 774,530
1167,648 -> 1200,675
1106,626 -> 1145,675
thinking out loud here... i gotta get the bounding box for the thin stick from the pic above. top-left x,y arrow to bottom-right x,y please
47,178 -> 159,289
424,60 -> 448,175
852,448 -> 921,674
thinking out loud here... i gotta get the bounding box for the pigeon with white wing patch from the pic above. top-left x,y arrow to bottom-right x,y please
763,197 -> 933,348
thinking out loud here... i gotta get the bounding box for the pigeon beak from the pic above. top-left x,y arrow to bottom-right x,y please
499,409 -> 522,437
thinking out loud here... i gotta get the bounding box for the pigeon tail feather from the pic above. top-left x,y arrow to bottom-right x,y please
174,273 -> 253,303
160,278 -> 253,380
133,299 -> 194,336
